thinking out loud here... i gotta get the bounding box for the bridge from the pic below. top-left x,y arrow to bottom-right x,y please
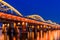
0,0 -> 60,33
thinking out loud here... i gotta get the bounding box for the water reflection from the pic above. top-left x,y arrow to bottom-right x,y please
0,30 -> 60,40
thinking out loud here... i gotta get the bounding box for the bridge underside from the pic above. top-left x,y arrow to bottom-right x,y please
0,12 -> 59,33
1,18 -> 59,33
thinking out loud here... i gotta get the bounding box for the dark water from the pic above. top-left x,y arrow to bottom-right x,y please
0,30 -> 60,40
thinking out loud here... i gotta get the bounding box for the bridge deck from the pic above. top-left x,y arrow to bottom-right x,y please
0,12 -> 56,26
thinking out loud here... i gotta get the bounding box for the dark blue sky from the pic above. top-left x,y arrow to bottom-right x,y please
4,0 -> 60,24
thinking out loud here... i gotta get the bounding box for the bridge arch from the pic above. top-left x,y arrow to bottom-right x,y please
0,1 -> 22,16
45,20 -> 53,24
26,15 -> 45,22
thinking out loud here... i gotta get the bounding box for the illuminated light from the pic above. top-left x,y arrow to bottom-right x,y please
26,23 -> 27,26
0,0 -> 3,2
22,22 -> 25,25
44,25 -> 46,28
7,24 -> 9,27
41,25 -> 42,28
13,37 -> 16,40
32,25 -> 34,28
2,24 -> 7,32
2,24 -> 4,29
18,22 -> 20,25
14,23 -> 16,28
37,25 -> 39,29
3,24 -> 4,27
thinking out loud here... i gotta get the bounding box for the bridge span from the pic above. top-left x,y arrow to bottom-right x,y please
0,12 -> 59,33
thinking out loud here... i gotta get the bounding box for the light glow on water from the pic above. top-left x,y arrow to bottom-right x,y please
0,30 -> 60,40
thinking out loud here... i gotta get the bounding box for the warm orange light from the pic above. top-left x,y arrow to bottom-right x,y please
14,23 -> 16,28
0,12 -> 59,29
37,25 -> 39,29
7,24 -> 9,27
22,22 -> 25,25
18,22 -> 20,25
0,0 -> 3,2
44,25 -> 46,28
2,24 -> 4,29
32,25 -> 34,28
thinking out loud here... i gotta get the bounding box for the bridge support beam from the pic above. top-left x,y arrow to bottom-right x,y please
2,23 -> 9,33
2,24 -> 7,33
14,22 -> 22,33
14,22 -> 18,33
39,25 -> 43,30
7,22 -> 15,33
27,23 -> 35,32
22,22 -> 27,33
37,25 -> 40,32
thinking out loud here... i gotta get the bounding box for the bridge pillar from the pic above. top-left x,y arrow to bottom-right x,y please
27,24 -> 35,39
7,22 -> 15,33
43,25 -> 48,31
28,25 -> 32,32
27,23 -> 35,32
37,25 -> 40,32
2,23 -> 9,33
2,24 -> 7,33
47,25 -> 50,30
13,22 -> 28,33
19,22 -> 28,39
14,22 -> 18,33
39,25 -> 43,30
31,25 -> 34,32
34,25 -> 37,32
22,22 -> 27,33
28,24 -> 37,32
14,22 -> 22,33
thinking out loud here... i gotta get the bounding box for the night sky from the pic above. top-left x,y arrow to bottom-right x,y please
4,0 -> 60,24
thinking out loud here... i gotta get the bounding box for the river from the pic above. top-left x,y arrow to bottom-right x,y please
0,30 -> 60,40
